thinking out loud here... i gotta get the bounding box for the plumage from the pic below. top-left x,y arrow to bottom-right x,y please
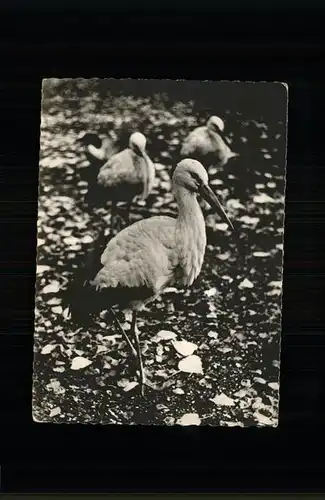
65,158 -> 234,395
181,116 -> 238,168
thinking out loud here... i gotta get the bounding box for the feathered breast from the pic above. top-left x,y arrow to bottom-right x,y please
94,216 -> 178,297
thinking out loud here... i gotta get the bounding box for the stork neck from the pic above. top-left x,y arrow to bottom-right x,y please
175,187 -> 202,223
174,186 -> 207,286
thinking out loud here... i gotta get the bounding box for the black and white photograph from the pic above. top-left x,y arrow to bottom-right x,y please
33,79 -> 287,426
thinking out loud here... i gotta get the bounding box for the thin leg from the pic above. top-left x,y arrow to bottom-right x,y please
109,308 -> 137,358
131,310 -> 145,397
125,200 -> 132,226
110,201 -> 117,236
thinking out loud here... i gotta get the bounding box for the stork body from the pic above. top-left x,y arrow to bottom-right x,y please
181,116 -> 238,169
65,159 -> 234,396
97,132 -> 155,233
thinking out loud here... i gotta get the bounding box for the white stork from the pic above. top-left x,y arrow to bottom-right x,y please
64,159 -> 234,396
95,132 -> 156,234
181,116 -> 239,170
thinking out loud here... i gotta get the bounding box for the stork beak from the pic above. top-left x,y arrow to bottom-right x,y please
200,183 -> 235,231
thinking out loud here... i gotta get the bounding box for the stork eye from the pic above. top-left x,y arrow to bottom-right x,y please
190,172 -> 202,186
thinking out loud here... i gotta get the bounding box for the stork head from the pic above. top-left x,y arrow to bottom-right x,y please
129,132 -> 147,156
207,116 -> 225,133
174,159 -> 234,231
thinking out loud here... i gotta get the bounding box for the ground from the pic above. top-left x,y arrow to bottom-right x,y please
33,90 -> 285,426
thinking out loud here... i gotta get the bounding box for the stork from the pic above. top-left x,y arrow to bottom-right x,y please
96,132 -> 155,234
181,116 -> 239,170
63,159 -> 234,397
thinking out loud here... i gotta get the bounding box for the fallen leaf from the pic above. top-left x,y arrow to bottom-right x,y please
47,298 -> 61,306
267,289 -> 282,296
37,265 -> 51,274
205,287 -> 217,298
46,379 -> 65,395
210,393 -> 235,406
96,345 -> 108,354
49,407 -> 61,417
227,199 -> 245,210
63,236 -> 79,246
42,281 -> 60,294
217,251 -> 231,261
208,331 -> 218,340
173,388 -> 185,395
217,346 -> 232,354
163,287 -> 178,294
253,193 -> 276,204
155,330 -> 177,342
173,340 -> 198,357
71,356 -> 93,370
224,421 -> 245,427
268,382 -> 279,391
123,381 -> 139,392
52,306 -> 63,315
81,234 -> 94,244
177,413 -> 201,426
164,416 -> 175,425
178,355 -> 203,374
210,179 -> 223,186
253,251 -> 271,257
215,223 -> 229,232
41,344 -> 57,355
239,215 -> 260,226
254,411 -> 276,426
268,280 -> 282,288
234,389 -> 248,398
238,278 -> 254,289
254,377 -> 267,385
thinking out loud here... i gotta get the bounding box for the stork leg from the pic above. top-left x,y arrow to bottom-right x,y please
125,200 -> 133,227
110,201 -> 117,236
109,308 -> 137,358
131,310 -> 145,397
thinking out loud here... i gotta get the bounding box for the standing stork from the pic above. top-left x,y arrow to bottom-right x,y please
63,159 -> 234,397
181,116 -> 239,170
96,132 -> 156,234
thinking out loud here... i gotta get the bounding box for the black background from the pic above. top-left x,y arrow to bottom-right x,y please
0,0 -> 324,493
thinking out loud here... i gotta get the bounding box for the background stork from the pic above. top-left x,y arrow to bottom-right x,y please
96,132 -> 156,234
181,115 -> 239,170
63,159 -> 234,397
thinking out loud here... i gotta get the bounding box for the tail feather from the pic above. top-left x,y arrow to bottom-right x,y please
62,230 -> 109,327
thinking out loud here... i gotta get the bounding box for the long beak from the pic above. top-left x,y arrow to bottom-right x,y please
200,183 -> 235,231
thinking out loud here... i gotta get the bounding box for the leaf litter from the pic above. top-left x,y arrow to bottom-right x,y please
33,89 -> 285,426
